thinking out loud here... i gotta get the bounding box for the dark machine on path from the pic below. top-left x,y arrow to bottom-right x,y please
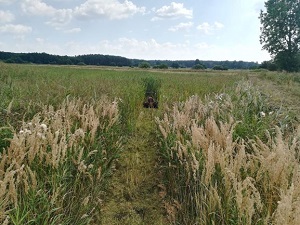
143,92 -> 158,108
142,77 -> 160,109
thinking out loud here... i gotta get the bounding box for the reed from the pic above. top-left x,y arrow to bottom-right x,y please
156,81 -> 300,225
0,97 -> 122,224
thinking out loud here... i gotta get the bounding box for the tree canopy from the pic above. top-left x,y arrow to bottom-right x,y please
259,0 -> 300,71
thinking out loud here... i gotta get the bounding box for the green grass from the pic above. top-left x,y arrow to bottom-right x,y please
0,63 -> 243,130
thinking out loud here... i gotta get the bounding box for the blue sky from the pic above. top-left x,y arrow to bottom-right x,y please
0,0 -> 270,62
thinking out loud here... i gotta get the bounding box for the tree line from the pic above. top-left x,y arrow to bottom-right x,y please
0,51 -> 260,70
0,52 -> 132,67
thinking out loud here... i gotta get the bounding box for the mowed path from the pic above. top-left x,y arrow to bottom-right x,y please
100,109 -> 167,225
249,74 -> 300,115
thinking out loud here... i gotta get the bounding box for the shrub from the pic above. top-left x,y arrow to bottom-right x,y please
157,64 -> 168,69
171,62 -> 180,69
153,64 -> 168,69
193,64 -> 206,70
139,62 -> 151,68
213,65 -> 228,70
77,62 -> 86,66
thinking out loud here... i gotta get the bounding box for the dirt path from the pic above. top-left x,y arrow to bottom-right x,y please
100,109 -> 167,225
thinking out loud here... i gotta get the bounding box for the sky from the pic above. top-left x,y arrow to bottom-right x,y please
0,0 -> 271,62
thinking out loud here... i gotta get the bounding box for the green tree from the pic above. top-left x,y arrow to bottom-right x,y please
193,64 -> 206,70
259,0 -> 300,72
158,63 -> 168,69
213,65 -> 228,70
139,61 -> 151,68
195,59 -> 200,65
260,60 -> 278,71
171,62 -> 180,69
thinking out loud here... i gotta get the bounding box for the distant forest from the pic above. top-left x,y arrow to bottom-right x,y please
0,51 -> 259,69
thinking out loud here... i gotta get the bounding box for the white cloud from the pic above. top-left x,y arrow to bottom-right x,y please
209,43 -> 270,62
46,9 -> 73,28
214,22 -> 224,29
0,0 -> 15,4
36,38 -> 45,44
57,38 -> 181,59
169,22 -> 193,32
20,0 -> 146,29
152,2 -> 193,21
64,27 -> 81,33
74,0 -> 145,20
21,0 -> 73,28
1,35 -> 270,62
82,38 -> 196,59
0,24 -> 32,35
197,22 -> 224,35
0,10 -> 15,23
194,42 -> 211,49
86,37 -> 266,62
21,0 -> 56,16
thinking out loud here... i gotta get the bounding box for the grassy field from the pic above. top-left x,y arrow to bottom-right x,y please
0,62 -> 299,225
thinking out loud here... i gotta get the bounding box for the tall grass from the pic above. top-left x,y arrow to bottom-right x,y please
0,97 -> 122,224
0,63 -> 242,130
142,77 -> 161,99
156,81 -> 300,224
0,63 -> 245,224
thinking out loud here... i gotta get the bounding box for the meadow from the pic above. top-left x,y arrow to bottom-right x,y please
0,62 -> 299,225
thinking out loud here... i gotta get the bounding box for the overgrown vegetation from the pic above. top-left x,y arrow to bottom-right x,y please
142,77 -> 161,100
155,81 -> 300,224
0,97 -> 122,224
1,62 -> 299,224
0,62 -> 242,224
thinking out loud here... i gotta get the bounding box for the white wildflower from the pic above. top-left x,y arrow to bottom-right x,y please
37,132 -> 46,140
74,128 -> 85,137
259,111 -> 266,117
215,93 -> 224,101
40,123 -> 47,132
24,129 -> 32,135
88,164 -> 94,169
20,129 -> 32,135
